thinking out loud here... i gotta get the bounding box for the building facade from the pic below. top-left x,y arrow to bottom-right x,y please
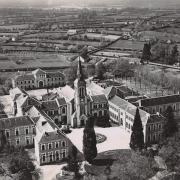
108,95 -> 165,144
12,68 -> 66,90
137,94 -> 180,118
0,116 -> 35,147
35,130 -> 70,165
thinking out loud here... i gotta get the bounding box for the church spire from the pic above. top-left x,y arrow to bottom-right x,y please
77,56 -> 84,80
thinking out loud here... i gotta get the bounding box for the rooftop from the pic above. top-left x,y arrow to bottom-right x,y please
139,94 -> 180,107
0,116 -> 34,130
91,94 -> 108,103
39,130 -> 66,143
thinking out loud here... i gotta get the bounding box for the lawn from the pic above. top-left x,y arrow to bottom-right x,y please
67,127 -> 131,153
109,39 -> 144,51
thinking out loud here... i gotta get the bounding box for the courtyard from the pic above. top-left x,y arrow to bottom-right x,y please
67,126 -> 131,153
32,126 -> 131,180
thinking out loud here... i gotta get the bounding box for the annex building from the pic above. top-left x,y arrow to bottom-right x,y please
11,68 -> 66,90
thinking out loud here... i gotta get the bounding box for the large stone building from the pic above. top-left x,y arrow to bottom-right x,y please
35,130 -> 70,165
12,68 -> 66,90
0,116 -> 35,147
106,93 -> 165,144
137,94 -> 180,118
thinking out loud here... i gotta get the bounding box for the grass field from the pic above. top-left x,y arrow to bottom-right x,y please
0,24 -> 29,29
0,54 -> 70,70
109,39 -> 144,51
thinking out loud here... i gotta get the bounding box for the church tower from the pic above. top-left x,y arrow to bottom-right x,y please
74,57 -> 89,127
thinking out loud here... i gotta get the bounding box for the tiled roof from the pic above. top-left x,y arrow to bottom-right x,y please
39,130 -> 66,143
91,94 -> 108,103
103,86 -> 116,98
0,116 -> 34,130
32,68 -> 46,75
15,74 -> 35,81
56,98 -> 66,106
46,71 -> 64,78
42,100 -> 59,110
147,114 -> 166,124
140,94 -> 180,107
42,92 -> 58,101
109,95 -> 149,124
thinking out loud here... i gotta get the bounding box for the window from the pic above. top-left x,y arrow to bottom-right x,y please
94,113 -> 97,117
62,141 -> 66,147
55,150 -> 60,160
48,143 -> 52,150
48,152 -> 53,162
5,130 -> 10,138
15,128 -> 19,136
42,153 -> 46,162
41,144 -> 45,151
25,127 -> 29,135
94,104 -> 97,109
16,138 -> 20,145
99,111 -> 102,117
26,137 -> 30,145
61,149 -> 66,158
62,107 -> 65,114
104,110 -> 107,116
55,142 -> 59,149
99,104 -> 102,108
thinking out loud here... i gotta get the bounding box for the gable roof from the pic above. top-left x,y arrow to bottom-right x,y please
32,68 -> 46,75
0,116 -> 34,130
91,94 -> 108,103
42,100 -> 59,110
39,130 -> 66,143
109,95 -> 149,124
56,98 -> 66,106
139,94 -> 180,107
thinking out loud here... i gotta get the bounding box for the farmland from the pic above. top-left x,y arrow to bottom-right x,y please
109,39 -> 144,51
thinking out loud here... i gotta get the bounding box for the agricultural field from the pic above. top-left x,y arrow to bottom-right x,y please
0,54 -> 70,70
0,24 -> 29,30
109,39 -> 144,51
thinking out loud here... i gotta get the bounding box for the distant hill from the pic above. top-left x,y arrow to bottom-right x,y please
0,0 -> 180,9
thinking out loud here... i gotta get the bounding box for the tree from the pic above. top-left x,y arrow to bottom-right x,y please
170,45 -> 179,65
113,60 -> 134,78
64,64 -> 77,87
67,145 -> 79,176
163,106 -> 178,138
95,62 -> 106,80
83,116 -> 97,164
141,43 -> 151,64
130,108 -> 144,150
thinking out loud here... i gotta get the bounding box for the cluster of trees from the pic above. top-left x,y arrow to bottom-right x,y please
143,40 -> 179,65
0,146 -> 40,180
134,66 -> 180,94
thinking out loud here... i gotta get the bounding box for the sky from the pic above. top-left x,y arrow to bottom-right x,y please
0,0 -> 180,8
